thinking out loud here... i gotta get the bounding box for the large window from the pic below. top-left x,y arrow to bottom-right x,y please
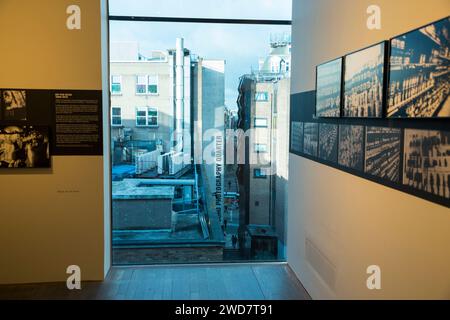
109,0 -> 291,265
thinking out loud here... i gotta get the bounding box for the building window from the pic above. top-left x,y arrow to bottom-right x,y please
136,75 -> 147,94
111,107 -> 122,126
254,168 -> 268,179
111,75 -> 122,94
147,107 -> 158,126
254,143 -> 268,153
148,75 -> 158,94
254,117 -> 268,128
136,107 -> 158,127
255,92 -> 269,102
136,75 -> 159,95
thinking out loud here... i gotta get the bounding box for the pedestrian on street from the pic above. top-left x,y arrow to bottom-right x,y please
231,235 -> 237,249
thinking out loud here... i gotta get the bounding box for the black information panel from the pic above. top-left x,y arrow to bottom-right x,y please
0,89 -> 103,156
290,90 -> 450,208
53,90 -> 103,156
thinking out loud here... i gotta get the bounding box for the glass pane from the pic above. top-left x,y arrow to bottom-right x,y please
109,0 -> 292,20
136,117 -> 147,126
136,85 -> 146,94
254,118 -> 268,127
112,107 -> 121,116
112,117 -> 122,125
255,92 -> 269,101
112,75 -> 121,83
137,75 -> 147,84
112,84 -> 121,93
148,75 -> 158,84
110,19 -> 291,265
148,85 -> 158,94
148,116 -> 158,126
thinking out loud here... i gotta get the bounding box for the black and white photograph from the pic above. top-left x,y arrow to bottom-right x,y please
404,129 -> 450,199
303,122 -> 318,156
343,42 -> 385,118
290,121 -> 304,154
388,17 -> 450,118
0,126 -> 50,168
365,126 -> 402,182
316,58 -> 342,117
318,123 -> 338,163
338,125 -> 364,171
2,90 -> 27,121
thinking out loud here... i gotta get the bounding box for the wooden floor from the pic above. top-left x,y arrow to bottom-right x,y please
0,263 -> 310,300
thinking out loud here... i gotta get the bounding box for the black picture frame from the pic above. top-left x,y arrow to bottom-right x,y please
342,41 -> 388,119
315,57 -> 344,118
387,16 -> 450,118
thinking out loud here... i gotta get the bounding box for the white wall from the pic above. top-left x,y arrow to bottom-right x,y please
0,0 -> 110,284
288,0 -> 450,299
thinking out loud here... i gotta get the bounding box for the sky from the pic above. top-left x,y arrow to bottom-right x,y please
109,0 -> 292,109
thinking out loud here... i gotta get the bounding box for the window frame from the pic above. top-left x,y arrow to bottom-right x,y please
255,91 -> 269,102
135,106 -> 159,127
254,117 -> 268,128
111,106 -> 123,126
108,7 -> 292,265
147,107 -> 159,126
136,74 -> 159,95
147,75 -> 159,94
111,75 -> 122,95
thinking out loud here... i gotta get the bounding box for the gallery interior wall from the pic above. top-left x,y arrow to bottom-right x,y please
288,0 -> 450,299
0,0 -> 110,284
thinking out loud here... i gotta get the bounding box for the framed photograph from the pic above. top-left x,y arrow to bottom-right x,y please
2,90 -> 27,121
343,42 -> 387,118
403,129 -> 450,199
387,16 -> 450,118
303,122 -> 318,157
290,121 -> 304,154
338,125 -> 364,171
0,125 -> 51,168
316,58 -> 343,118
365,126 -> 402,182
318,123 -> 338,163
